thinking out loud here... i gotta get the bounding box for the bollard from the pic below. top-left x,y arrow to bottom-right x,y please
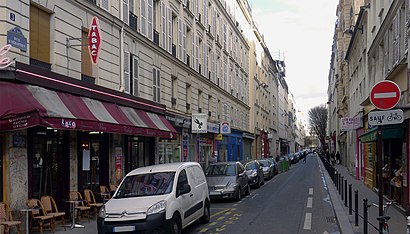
335,172 -> 339,188
407,216 -> 410,234
349,184 -> 352,215
355,190 -> 359,226
345,180 -> 348,207
364,198 -> 368,234
341,176 -> 344,198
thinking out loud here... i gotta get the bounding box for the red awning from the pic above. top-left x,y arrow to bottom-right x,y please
0,82 -> 176,138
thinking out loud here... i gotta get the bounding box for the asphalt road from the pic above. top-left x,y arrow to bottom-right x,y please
184,154 -> 341,234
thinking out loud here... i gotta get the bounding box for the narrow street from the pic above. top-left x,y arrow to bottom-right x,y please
185,154 -> 340,234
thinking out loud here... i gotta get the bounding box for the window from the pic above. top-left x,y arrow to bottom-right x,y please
30,5 -> 50,64
153,68 -> 161,102
131,56 -> 139,96
140,0 -> 153,40
161,2 -> 167,49
101,0 -> 109,11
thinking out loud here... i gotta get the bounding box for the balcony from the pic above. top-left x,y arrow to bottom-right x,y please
153,29 -> 160,46
172,44 -> 177,57
30,58 -> 51,70
129,12 -> 138,32
171,97 -> 177,105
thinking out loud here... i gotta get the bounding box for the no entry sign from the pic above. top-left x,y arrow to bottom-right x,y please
370,80 -> 400,110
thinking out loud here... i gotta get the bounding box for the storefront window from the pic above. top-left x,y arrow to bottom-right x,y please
126,137 -> 146,174
80,132 -> 103,191
159,135 -> 181,164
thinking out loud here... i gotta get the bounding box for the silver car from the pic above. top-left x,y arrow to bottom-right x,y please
205,162 -> 250,201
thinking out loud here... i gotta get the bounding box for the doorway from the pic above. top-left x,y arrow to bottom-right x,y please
125,136 -> 154,174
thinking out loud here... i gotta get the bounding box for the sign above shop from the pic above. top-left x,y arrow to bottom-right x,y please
88,16 -> 101,64
220,121 -> 231,134
207,122 -> 219,133
192,113 -> 207,133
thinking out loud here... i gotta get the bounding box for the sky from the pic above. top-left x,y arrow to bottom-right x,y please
248,0 -> 339,119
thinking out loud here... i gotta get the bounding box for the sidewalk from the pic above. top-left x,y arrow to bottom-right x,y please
320,158 -> 407,234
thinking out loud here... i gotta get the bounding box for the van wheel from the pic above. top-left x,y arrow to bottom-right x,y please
245,184 -> 251,195
170,214 -> 182,234
200,201 -> 210,224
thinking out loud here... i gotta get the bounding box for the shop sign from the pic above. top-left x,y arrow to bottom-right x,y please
368,109 -> 404,126
61,119 -> 77,129
7,27 -> 27,52
9,115 -> 31,129
215,134 -> 223,141
88,16 -> 101,64
220,121 -> 231,134
340,117 -> 362,131
207,122 -> 219,133
192,113 -> 207,133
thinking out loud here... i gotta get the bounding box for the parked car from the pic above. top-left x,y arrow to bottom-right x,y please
97,162 -> 210,234
288,153 -> 298,164
258,159 -> 274,180
244,160 -> 264,188
204,161 -> 250,201
267,157 -> 279,175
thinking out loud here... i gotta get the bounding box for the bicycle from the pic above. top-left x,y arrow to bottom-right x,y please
368,201 -> 393,234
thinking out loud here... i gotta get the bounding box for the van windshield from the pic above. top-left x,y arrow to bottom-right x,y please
115,172 -> 175,198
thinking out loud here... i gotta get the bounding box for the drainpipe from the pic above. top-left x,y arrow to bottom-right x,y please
119,1 -> 125,92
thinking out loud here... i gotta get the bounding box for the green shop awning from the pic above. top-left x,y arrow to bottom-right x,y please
359,125 -> 404,143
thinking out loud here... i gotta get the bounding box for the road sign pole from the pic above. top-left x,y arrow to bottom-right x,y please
377,126 -> 383,232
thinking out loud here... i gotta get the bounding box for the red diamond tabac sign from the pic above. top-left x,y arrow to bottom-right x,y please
88,16 -> 101,64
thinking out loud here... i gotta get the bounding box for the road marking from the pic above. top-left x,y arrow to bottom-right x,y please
210,208 -> 233,218
208,222 -> 218,226
250,193 -> 258,199
303,213 -> 312,230
307,197 -> 313,208
199,228 -> 209,233
309,188 -> 313,195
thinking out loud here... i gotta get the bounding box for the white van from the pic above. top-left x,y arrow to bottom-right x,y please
97,162 -> 210,234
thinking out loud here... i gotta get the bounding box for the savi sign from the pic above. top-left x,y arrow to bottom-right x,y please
368,109 -> 404,126
88,16 -> 101,64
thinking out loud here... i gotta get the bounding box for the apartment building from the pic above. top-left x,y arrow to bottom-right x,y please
335,0 -> 409,210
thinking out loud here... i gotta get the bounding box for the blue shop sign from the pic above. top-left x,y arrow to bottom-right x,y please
207,122 -> 219,133
7,27 -> 27,52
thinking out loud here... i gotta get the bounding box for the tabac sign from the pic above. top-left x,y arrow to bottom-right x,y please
88,16 -> 101,64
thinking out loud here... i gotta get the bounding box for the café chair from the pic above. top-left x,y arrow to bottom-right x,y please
69,191 -> 90,223
0,202 -> 21,234
26,199 -> 55,233
40,196 -> 66,231
83,189 -> 103,218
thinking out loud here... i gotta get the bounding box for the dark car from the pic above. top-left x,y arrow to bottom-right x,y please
244,160 -> 264,188
258,159 -> 274,180
205,162 -> 250,201
267,157 -> 279,175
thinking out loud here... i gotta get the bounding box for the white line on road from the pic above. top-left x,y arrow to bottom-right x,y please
250,193 -> 258,199
309,188 -> 313,195
307,197 -> 313,208
303,213 -> 312,230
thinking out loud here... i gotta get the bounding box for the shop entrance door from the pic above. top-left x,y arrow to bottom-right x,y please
125,137 -> 154,174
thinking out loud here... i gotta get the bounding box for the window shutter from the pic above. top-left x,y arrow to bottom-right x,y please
167,7 -> 172,53
183,22 -> 187,63
393,13 -> 400,65
140,0 -> 147,36
178,18 -> 182,60
195,35 -> 199,72
124,51 -> 130,93
122,0 -> 129,24
147,0 -> 153,40
156,69 -> 161,102
132,57 -> 138,96
161,2 -> 166,49
191,32 -> 195,69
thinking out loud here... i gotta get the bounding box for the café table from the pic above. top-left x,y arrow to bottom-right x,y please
64,199 -> 86,229
20,206 -> 41,234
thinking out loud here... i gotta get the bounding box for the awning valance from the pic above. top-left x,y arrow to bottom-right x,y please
0,82 -> 176,138
359,125 -> 404,143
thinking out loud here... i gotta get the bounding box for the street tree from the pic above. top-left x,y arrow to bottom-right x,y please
307,104 -> 327,150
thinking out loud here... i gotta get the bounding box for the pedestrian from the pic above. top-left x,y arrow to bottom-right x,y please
303,151 -> 307,163
209,152 -> 217,164
336,151 -> 341,165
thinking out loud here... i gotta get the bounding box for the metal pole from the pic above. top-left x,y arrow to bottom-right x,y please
349,184 -> 352,215
355,190 -> 359,226
341,176 -> 344,197
364,198 -> 368,234
345,179 -> 348,207
377,127 -> 383,232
